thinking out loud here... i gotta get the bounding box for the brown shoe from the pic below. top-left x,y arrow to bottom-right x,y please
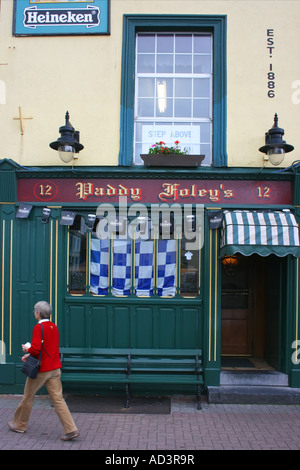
61,430 -> 80,441
8,421 -> 25,434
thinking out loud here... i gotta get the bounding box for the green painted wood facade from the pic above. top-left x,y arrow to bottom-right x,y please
1,159 -> 300,393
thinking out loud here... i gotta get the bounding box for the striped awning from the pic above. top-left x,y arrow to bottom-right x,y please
220,210 -> 300,258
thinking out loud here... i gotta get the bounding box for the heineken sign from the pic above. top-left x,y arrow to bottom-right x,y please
23,6 -> 100,29
13,0 -> 110,36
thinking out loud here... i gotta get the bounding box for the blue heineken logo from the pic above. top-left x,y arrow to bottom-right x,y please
23,5 -> 100,29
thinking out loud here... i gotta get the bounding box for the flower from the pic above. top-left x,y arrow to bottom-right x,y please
148,141 -> 188,155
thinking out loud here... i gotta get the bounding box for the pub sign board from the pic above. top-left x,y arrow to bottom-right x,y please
17,178 -> 294,206
13,0 -> 110,36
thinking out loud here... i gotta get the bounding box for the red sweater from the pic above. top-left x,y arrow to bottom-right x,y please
28,321 -> 62,372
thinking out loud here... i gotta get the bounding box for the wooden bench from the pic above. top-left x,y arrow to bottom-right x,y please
60,347 -> 203,410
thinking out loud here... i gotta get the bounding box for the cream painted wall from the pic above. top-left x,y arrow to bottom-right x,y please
0,0 -> 299,168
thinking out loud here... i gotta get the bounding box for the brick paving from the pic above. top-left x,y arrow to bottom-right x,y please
1,394 -> 300,450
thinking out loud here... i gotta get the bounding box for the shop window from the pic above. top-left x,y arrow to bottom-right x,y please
180,238 -> 200,298
119,15 -> 227,167
68,216 -> 87,294
89,236 -> 177,297
67,215 -> 201,298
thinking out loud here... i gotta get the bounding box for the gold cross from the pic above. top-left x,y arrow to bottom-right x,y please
13,106 -> 33,135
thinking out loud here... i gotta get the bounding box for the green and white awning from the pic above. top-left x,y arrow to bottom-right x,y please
220,210 -> 300,258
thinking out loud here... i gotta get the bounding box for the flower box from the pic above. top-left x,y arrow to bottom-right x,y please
140,154 -> 205,167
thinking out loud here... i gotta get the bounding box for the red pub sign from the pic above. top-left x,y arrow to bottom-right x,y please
18,178 -> 293,205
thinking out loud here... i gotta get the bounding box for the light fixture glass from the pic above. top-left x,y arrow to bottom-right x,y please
267,148 -> 285,166
58,145 -> 75,163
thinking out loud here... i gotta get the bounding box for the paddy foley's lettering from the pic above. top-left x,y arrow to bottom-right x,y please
158,183 -> 234,202
76,182 -> 142,201
75,181 -> 235,202
23,6 -> 100,29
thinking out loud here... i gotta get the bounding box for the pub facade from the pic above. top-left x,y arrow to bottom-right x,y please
1,0 -> 300,399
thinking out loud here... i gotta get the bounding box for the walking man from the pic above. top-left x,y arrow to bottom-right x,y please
8,301 -> 79,441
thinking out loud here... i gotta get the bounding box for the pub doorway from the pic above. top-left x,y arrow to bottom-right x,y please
221,254 -> 285,371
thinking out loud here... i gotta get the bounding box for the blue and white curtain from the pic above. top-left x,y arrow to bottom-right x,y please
134,240 -> 154,296
90,238 -> 109,295
112,239 -> 132,296
90,238 -> 176,297
157,239 -> 176,297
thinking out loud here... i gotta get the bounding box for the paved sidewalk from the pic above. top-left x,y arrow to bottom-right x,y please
1,394 -> 300,450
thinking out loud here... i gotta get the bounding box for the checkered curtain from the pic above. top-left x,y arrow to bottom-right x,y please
134,240 -> 154,296
112,239 -> 132,296
90,238 -> 176,297
90,238 -> 132,296
90,238 -> 109,295
157,239 -> 176,297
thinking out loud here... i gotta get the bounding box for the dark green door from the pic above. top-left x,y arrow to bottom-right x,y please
265,255 -> 285,370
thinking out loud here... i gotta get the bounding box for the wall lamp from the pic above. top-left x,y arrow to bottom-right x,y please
42,207 -> 51,224
259,113 -> 294,166
16,203 -> 32,219
87,214 -> 96,230
50,111 -> 84,163
60,211 -> 76,226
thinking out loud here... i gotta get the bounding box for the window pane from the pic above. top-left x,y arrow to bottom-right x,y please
175,55 -> 192,73
156,98 -> 173,117
138,77 -> 155,97
138,98 -> 154,117
137,54 -> 155,73
137,34 -> 155,52
135,121 -> 144,141
175,34 -> 192,52
201,144 -> 211,164
194,34 -> 212,53
68,217 -> 87,294
155,79 -> 173,116
157,34 -> 174,52
134,147 -> 144,164
180,238 -> 199,297
193,55 -> 211,73
199,122 -> 211,141
175,78 -> 192,97
193,99 -> 210,118
157,54 -> 173,73
193,78 -> 210,98
157,77 -> 173,97
175,98 -> 192,117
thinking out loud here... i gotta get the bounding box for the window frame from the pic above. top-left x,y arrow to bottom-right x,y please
134,32 -> 213,164
119,14 -> 227,167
